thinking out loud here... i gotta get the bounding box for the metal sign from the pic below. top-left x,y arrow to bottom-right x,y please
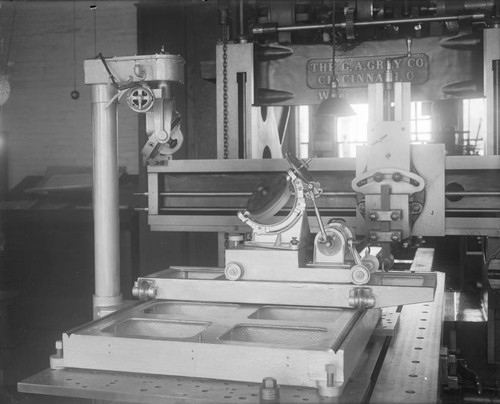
261,37 -> 476,104
307,54 -> 429,89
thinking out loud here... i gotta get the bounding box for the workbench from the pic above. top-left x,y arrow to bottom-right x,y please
18,272 -> 444,403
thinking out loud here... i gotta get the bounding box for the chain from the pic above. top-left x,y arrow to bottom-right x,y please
218,1 -> 230,159
222,22 -> 229,159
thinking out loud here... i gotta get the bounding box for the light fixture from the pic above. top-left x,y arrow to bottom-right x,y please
316,1 -> 355,117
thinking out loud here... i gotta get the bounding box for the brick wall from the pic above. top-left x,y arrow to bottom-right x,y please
2,1 -> 138,189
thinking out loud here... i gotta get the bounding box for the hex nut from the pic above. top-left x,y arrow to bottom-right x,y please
412,202 -> 423,214
262,377 -> 277,388
392,172 -> 402,182
390,211 -> 400,221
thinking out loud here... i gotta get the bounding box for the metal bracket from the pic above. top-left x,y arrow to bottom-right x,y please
368,209 -> 402,222
369,230 -> 402,243
348,287 -> 375,308
132,279 -> 157,302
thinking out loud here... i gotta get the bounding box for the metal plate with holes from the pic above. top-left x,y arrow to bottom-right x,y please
370,272 -> 445,403
19,368 -> 331,403
59,300 -> 380,391
19,324 -> 395,404
19,365 -> 382,404
374,307 -> 400,337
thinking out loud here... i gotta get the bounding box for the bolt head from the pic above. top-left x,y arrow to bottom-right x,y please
390,211 -> 400,221
373,172 -> 383,182
412,203 -> 423,214
369,212 -> 378,221
392,172 -> 402,182
262,377 -> 277,388
391,234 -> 400,242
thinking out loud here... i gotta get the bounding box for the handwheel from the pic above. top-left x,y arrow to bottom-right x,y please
127,85 -> 154,112
286,153 -> 314,183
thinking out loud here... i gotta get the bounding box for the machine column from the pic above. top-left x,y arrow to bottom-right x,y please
484,26 -> 500,155
91,84 -> 122,317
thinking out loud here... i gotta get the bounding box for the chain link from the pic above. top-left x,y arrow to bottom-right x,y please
222,23 -> 229,159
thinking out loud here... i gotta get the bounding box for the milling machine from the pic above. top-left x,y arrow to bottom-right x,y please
18,1 -> 500,403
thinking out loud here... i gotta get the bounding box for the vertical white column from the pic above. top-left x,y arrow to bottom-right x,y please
484,27 -> 500,155
91,84 -> 122,317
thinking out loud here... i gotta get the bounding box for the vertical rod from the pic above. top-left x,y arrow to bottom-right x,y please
384,59 -> 394,121
237,72 -> 246,158
493,59 -> 500,155
309,191 -> 327,241
239,0 -> 244,39
91,84 -> 122,316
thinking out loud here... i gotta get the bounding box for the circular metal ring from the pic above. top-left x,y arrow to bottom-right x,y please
350,265 -> 371,285
246,174 -> 292,221
127,85 -> 154,113
225,262 -> 244,281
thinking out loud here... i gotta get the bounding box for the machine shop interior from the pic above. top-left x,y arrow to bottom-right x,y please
1,0 -> 500,403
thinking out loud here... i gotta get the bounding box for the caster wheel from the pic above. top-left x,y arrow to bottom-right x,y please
225,262 -> 244,281
350,265 -> 370,285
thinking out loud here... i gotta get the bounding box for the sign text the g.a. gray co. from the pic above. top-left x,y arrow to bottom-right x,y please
307,54 -> 429,89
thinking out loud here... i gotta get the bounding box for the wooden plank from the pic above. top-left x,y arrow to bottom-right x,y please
370,272 -> 445,403
410,248 -> 435,272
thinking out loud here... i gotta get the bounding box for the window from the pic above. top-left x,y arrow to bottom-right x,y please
336,104 -> 369,157
297,99 -> 486,157
297,105 -> 310,158
462,98 -> 485,155
410,101 -> 432,144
